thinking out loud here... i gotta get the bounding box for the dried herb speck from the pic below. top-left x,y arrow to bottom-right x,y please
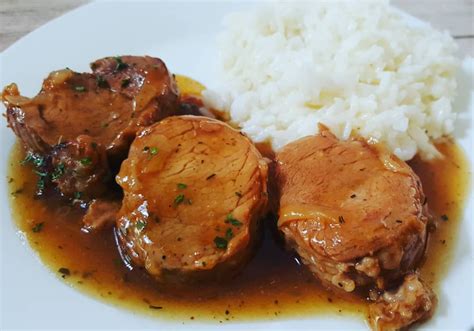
149,305 -> 163,310
32,222 -> 44,233
214,236 -> 228,249
58,267 -> 70,278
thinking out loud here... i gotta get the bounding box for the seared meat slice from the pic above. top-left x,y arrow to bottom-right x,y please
275,127 -> 432,329
368,274 -> 436,331
3,56 -> 178,158
2,55 -> 178,199
116,116 -> 268,282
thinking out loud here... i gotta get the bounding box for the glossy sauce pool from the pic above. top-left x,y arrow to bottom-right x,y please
5,75 -> 471,324
7,140 -> 470,324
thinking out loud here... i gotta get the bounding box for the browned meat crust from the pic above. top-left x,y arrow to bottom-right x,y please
368,274 -> 436,331
2,56 -> 178,199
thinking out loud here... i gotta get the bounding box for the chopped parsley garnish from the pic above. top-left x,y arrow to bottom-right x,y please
441,214 -> 449,221
32,222 -> 44,233
114,56 -> 128,71
177,183 -> 187,189
74,191 -> 82,200
136,220 -> 147,232
225,228 -> 234,240
51,163 -> 65,180
121,78 -> 131,88
80,157 -> 92,166
173,194 -> 185,207
21,152 -> 44,168
214,236 -> 228,249
225,213 -> 243,227
20,154 -> 33,165
21,152 -> 49,193
143,146 -> 158,157
34,170 -> 48,177
37,177 -> 46,190
74,85 -> 86,92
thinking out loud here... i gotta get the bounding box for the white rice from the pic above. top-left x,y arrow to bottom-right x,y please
203,1 -> 459,160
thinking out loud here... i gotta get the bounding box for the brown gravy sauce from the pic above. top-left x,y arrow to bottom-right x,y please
6,66 -> 470,326
7,140 -> 470,324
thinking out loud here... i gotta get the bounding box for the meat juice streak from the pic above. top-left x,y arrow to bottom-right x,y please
6,74 -> 471,323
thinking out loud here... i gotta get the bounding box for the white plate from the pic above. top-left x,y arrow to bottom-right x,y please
0,1 -> 472,330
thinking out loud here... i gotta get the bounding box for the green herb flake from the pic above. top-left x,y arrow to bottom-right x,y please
136,220 -> 147,232
441,214 -> 449,221
80,157 -> 92,166
74,85 -> 86,92
173,194 -> 185,207
225,213 -> 243,227
20,153 -> 33,166
177,183 -> 187,190
74,191 -> 82,200
150,147 -> 158,155
235,191 -> 242,198
214,236 -> 228,249
225,228 -> 233,240
21,152 -> 44,168
32,222 -> 44,233
34,170 -> 48,177
37,177 -> 46,190
51,163 -> 65,180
